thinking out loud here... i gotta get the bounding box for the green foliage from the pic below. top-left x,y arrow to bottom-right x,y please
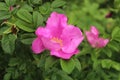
1,34 -> 16,54
17,9 -> 32,23
0,0 -> 120,80
60,58 -> 75,74
33,11 -> 43,28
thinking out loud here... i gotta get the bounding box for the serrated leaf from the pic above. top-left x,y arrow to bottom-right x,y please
21,38 -> 34,45
1,34 -> 17,54
32,0 -> 42,5
0,2 -> 8,10
53,8 -> 64,13
17,9 -> 32,23
102,47 -> 112,57
3,73 -> 11,80
56,70 -> 73,80
0,11 -> 11,20
19,63 -> 26,71
60,58 -> 75,74
101,59 -> 112,69
0,26 -> 10,35
108,41 -> 119,52
45,56 -> 57,70
8,58 -> 19,66
51,0 -> 66,8
101,59 -> 120,71
5,0 -> 16,6
15,20 -> 35,32
13,70 -> 19,79
112,27 -> 120,39
39,3 -> 50,14
74,58 -> 81,71
21,4 -> 33,12
33,11 -> 43,28
20,33 -> 35,44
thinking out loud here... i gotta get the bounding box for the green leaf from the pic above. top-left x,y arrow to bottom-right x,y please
20,33 -> 35,44
13,70 -> 19,79
5,0 -> 16,6
114,0 -> 120,9
60,58 -> 75,74
56,70 -> 73,80
1,34 -> 17,54
0,26 -> 10,35
74,58 -> 81,71
52,8 -> 64,13
51,0 -> 66,8
33,11 -> 43,28
32,0 -> 42,5
0,2 -> 8,10
112,27 -> 120,39
19,63 -> 26,71
15,20 -> 35,32
45,56 -> 57,70
21,4 -> 33,12
108,41 -> 119,52
17,9 -> 32,23
39,2 -> 51,14
3,73 -> 11,80
0,11 -> 11,20
101,59 -> 120,71
24,75 -> 32,80
21,38 -> 34,45
8,58 -> 19,66
102,47 -> 112,57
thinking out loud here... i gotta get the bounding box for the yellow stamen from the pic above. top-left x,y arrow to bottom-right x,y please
51,37 -> 63,47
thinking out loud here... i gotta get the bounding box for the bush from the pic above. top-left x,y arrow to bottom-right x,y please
0,0 -> 120,80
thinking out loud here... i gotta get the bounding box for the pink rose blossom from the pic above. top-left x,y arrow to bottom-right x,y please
32,12 -> 84,59
85,26 -> 109,48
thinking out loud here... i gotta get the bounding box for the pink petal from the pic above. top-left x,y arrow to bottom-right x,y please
41,37 -> 61,51
47,12 -> 67,28
50,49 -> 79,59
90,26 -> 99,37
61,25 -> 84,53
85,31 -> 98,48
35,27 -> 51,38
96,38 -> 109,48
32,38 -> 45,54
46,12 -> 67,37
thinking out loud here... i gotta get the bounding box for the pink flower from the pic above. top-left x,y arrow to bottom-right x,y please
32,12 -> 84,59
85,26 -> 109,48
9,6 -> 14,11
105,12 -> 112,18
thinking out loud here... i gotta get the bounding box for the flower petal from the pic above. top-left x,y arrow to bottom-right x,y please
90,26 -> 99,37
41,37 -> 61,51
61,25 -> 84,53
35,27 -> 51,38
32,38 -> 45,54
46,12 -> 67,37
96,38 -> 109,48
50,49 -> 79,59
85,31 -> 98,48
47,12 -> 67,28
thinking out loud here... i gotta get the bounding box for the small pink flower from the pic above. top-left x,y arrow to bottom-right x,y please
9,6 -> 14,11
85,26 -> 109,48
105,12 -> 112,18
32,12 -> 84,59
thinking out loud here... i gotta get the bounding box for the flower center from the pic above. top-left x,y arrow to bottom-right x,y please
51,37 -> 63,47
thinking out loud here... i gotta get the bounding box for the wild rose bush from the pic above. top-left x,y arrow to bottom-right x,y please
32,12 -> 84,59
0,0 -> 120,80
